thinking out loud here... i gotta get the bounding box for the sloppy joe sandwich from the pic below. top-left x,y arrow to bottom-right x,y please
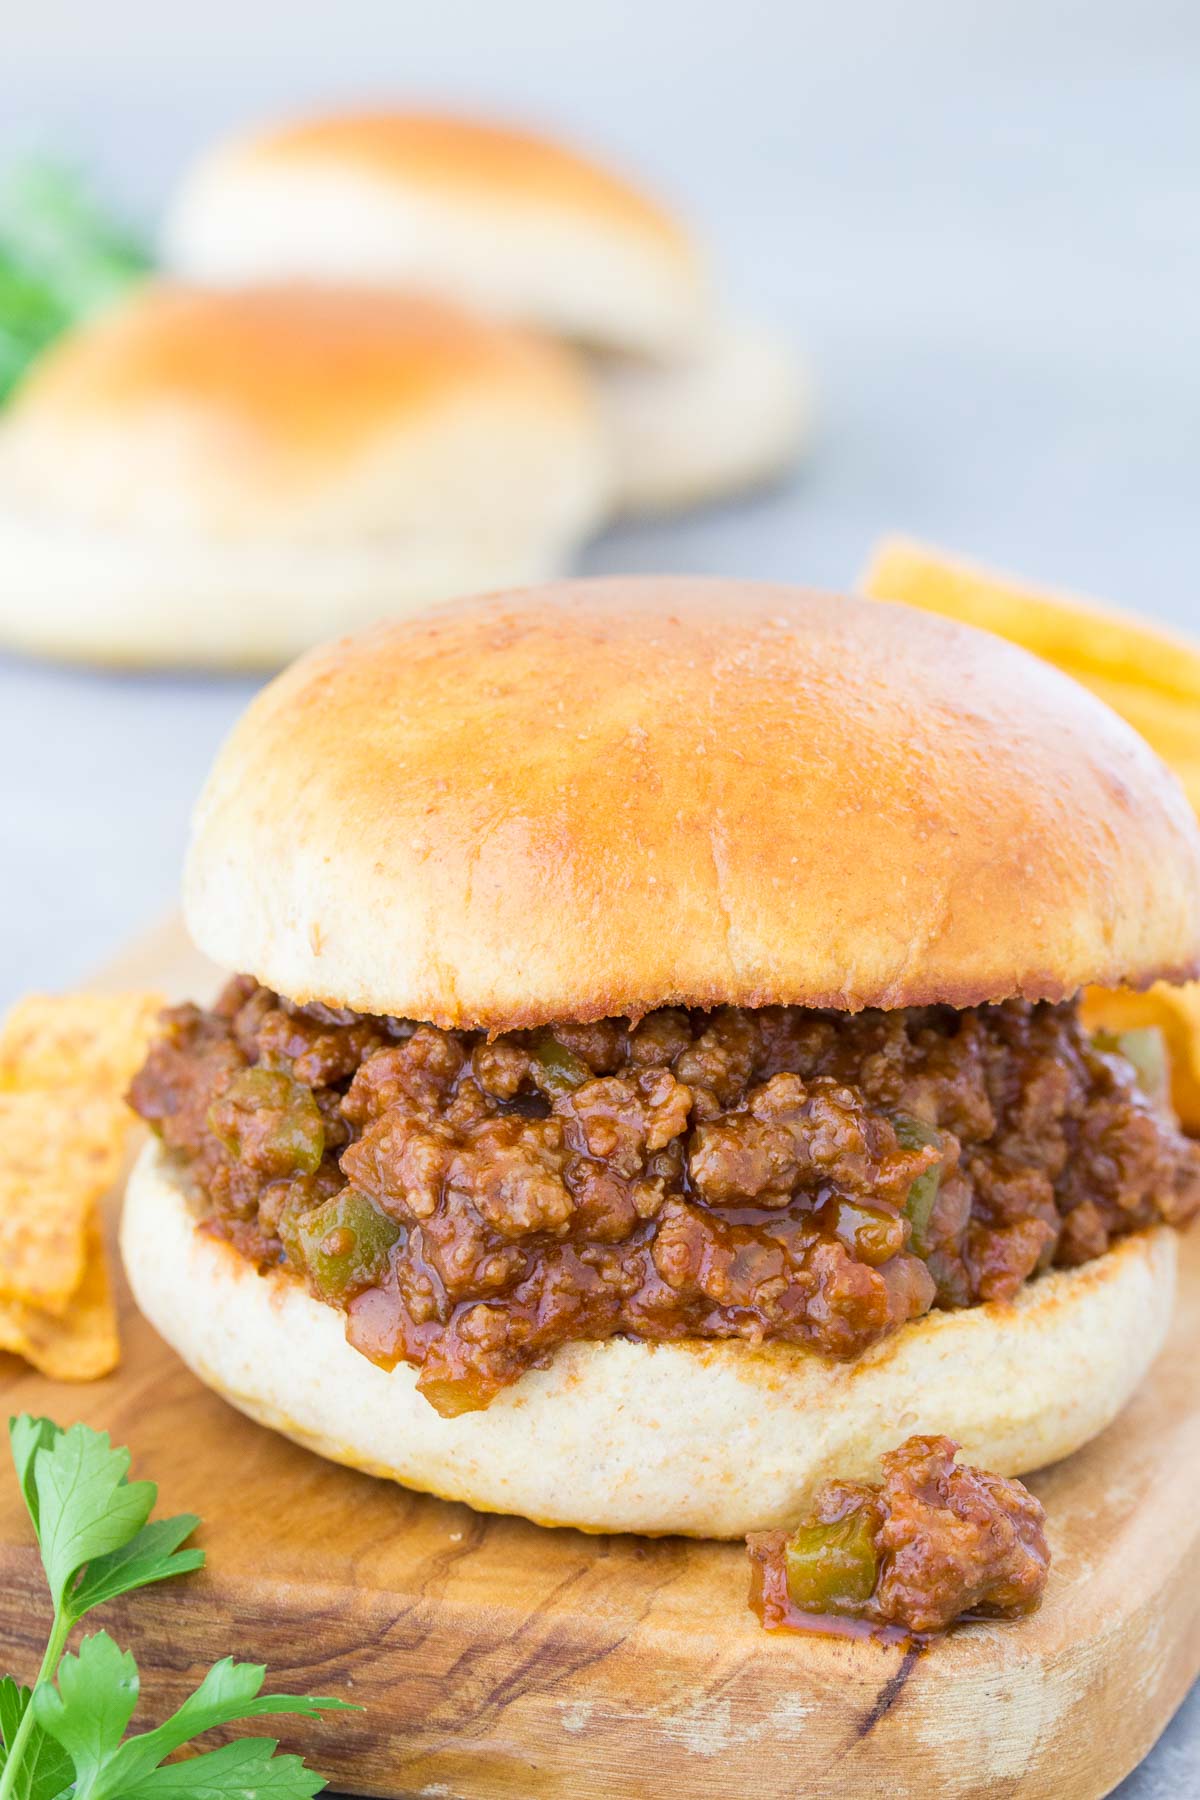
163,107 -> 810,515
0,283 -> 608,667
122,577 -> 1200,1535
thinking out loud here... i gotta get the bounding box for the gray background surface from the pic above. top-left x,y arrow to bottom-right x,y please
0,2 -> 1197,1791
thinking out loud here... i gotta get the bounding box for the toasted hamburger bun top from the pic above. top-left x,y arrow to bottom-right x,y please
183,577 -> 1200,1027
164,109 -> 707,356
0,282 -> 608,543
122,1140 -> 1178,1537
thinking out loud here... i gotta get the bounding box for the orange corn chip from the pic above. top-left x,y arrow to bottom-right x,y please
861,537 -> 1200,705
862,540 -> 1200,806
0,1090 -> 130,1311
861,538 -> 1200,1132
0,990 -> 164,1096
0,1219 -> 119,1380
1081,984 -> 1200,1134
0,987 -> 159,1378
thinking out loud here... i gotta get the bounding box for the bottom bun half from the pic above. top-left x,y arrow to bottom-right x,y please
0,510 -> 575,670
594,318 -> 811,516
121,1139 -> 1176,1538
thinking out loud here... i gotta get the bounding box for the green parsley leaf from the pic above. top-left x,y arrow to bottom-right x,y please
2,1417 -> 353,1800
0,162 -> 152,405
120,1737 -> 328,1798
61,1657 -> 354,1799
8,1415 -> 203,1624
32,1633 -> 137,1792
7,1419 -> 59,1541
0,1677 -> 74,1800
0,1677 -> 22,1756
31,1424 -> 156,1613
69,1514 -> 204,1621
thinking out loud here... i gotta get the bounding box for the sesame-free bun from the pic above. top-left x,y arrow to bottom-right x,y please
165,110 -> 708,358
184,577 -> 1200,1028
121,1139 -> 1177,1537
163,108 -> 810,510
596,318 -> 812,515
0,283 -> 609,668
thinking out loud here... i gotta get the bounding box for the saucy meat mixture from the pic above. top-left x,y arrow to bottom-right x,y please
747,1434 -> 1050,1638
129,978 -> 1200,1416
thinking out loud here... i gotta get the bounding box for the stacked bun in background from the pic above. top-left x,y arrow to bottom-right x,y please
0,283 -> 607,665
0,109 -> 807,668
166,110 -> 811,520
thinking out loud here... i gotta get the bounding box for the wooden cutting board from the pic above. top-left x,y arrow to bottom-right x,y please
0,914 -> 1196,1800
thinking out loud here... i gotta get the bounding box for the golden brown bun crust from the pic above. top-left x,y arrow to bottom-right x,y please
7,282 -> 589,459
184,578 -> 1200,1028
245,110 -> 689,250
164,110 -> 706,358
0,284 -> 610,653
121,1140 -> 1178,1538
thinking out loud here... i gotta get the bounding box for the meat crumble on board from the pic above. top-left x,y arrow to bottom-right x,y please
747,1435 -> 1051,1640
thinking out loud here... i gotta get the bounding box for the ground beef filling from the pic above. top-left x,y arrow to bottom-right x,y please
128,979 -> 1200,1416
747,1435 -> 1050,1638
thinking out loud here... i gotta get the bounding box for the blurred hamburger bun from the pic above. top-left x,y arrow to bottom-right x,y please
0,282 -> 609,667
164,107 -> 808,512
184,578 -> 1200,1029
165,109 -> 708,359
596,318 -> 811,514
122,1141 -> 1177,1537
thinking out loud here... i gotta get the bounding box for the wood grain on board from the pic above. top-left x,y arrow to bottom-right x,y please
0,914 -> 1194,1799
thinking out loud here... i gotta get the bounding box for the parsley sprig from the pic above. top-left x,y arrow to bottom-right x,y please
0,1417 -> 354,1800
0,162 -> 152,404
